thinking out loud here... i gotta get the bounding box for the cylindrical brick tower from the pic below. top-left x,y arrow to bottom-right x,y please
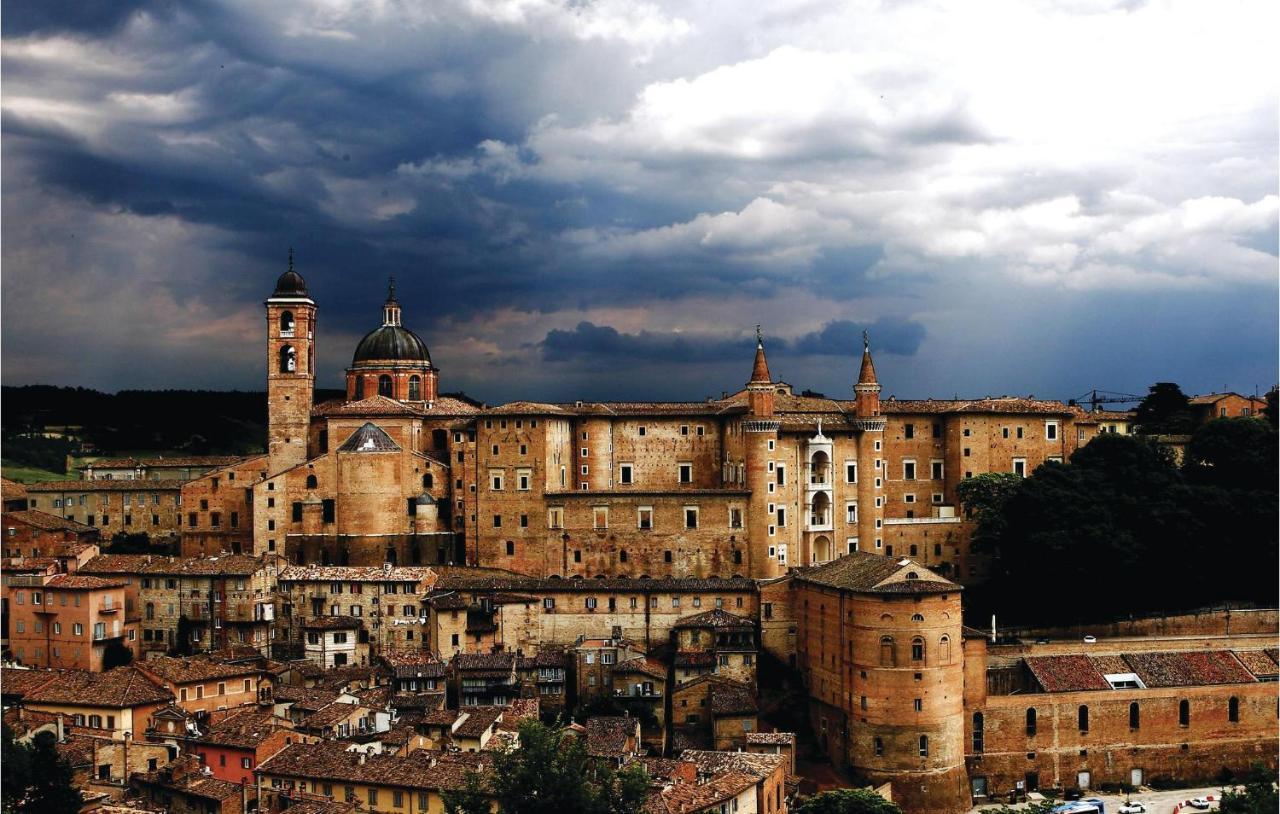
744,329 -> 783,579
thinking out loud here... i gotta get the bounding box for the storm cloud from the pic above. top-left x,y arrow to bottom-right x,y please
2,0 -> 1275,404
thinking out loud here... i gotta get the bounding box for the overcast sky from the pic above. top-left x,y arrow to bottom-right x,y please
2,0 -> 1276,404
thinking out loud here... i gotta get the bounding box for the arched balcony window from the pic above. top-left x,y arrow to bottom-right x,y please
810,450 -> 831,485
911,636 -> 925,662
279,345 -> 296,374
279,310 -> 295,337
378,375 -> 393,397
809,491 -> 832,529
408,375 -> 421,401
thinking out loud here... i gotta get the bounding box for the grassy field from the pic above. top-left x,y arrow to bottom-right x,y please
1,460 -> 68,483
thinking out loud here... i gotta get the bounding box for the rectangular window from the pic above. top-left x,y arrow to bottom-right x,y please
678,463 -> 693,483
490,471 -> 504,491
593,507 -> 609,530
931,460 -> 943,480
845,462 -> 857,483
1046,421 -> 1059,440
493,514 -> 502,528
904,423 -> 914,439
776,507 -> 785,527
903,461 -> 916,480
1013,458 -> 1027,477
638,426 -> 646,436
776,465 -> 786,486
684,507 -> 699,529
638,507 -> 653,529
619,464 -> 633,484
729,507 -> 743,529
548,508 -> 563,529
517,469 -> 531,491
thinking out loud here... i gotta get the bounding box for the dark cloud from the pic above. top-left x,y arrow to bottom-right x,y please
1,0 -> 178,37
540,317 -> 926,370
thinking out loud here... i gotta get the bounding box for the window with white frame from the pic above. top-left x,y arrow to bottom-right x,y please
490,470 -> 504,491
684,507 -> 699,529
516,469 -> 531,491
846,502 -> 858,523
619,463 -> 633,485
1013,458 -> 1027,477
638,507 -> 653,529
548,508 -> 564,529
931,460 -> 943,480
678,463 -> 693,483
903,460 -> 916,480
845,462 -> 857,483
1045,421 -> 1059,440
593,507 -> 609,529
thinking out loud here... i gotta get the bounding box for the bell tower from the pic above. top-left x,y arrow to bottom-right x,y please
266,249 -> 316,475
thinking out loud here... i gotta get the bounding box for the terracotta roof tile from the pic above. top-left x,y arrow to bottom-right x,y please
1123,650 -> 1257,687
139,656 -> 261,685
1233,650 -> 1280,679
453,706 -> 505,738
1,667 -> 61,698
745,732 -> 794,746
26,480 -> 185,492
673,608 -> 754,631
24,666 -> 173,708
1024,655 -> 1111,693
659,770 -> 758,814
795,552 -> 959,594
679,749 -> 784,779
3,510 -> 96,534
585,716 -> 636,757
279,564 -> 436,583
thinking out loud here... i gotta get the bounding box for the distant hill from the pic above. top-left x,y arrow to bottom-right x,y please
0,385 -> 482,475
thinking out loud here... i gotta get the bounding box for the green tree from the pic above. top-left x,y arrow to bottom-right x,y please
2,724 -> 32,814
1133,382 -> 1195,435
478,720 -> 648,814
1263,387 -> 1278,428
442,771 -> 492,814
1184,418 -> 1278,490
794,788 -> 903,814
171,616 -> 195,657
19,731 -> 81,814
1219,763 -> 1279,814
102,638 -> 134,669
956,472 -> 1025,556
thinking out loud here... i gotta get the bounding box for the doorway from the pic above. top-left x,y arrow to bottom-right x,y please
1077,771 -> 1091,790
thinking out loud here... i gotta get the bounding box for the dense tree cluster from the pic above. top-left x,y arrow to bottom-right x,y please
794,789 -> 904,814
1219,764 -> 1280,814
2,726 -> 82,814
964,418 -> 1277,625
443,720 -> 649,814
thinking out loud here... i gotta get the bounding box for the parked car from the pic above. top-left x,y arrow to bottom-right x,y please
1035,637 -> 1051,644
1188,798 -> 1211,810
1118,802 -> 1146,813
1083,635 -> 1097,643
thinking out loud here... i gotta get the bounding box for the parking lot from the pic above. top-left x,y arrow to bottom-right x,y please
970,786 -> 1230,814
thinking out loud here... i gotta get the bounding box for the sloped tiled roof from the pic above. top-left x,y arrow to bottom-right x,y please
44,574 -> 126,590
3,510 -> 95,534
585,716 -> 635,757
1124,651 -> 1256,687
337,422 -> 401,452
138,656 -> 261,685
1232,650 -> 1279,679
673,608 -> 754,631
279,564 -> 435,583
794,552 -> 959,594
659,770 -> 758,814
679,749 -> 784,779
453,706 -> 504,738
710,680 -> 758,716
613,657 -> 667,680
1,667 -> 61,698
1025,655 -> 1111,693
25,666 -> 173,708
26,480 -> 184,492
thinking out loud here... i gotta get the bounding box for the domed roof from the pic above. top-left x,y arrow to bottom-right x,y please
272,249 -> 308,297
352,325 -> 432,366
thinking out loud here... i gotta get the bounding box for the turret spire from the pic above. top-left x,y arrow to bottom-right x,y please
858,330 -> 878,386
749,326 -> 771,384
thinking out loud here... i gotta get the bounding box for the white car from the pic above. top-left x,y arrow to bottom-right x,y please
1083,635 -> 1097,643
1118,803 -> 1146,814
1188,798 -> 1211,810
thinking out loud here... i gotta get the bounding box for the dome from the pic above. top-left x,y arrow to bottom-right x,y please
272,249 -> 308,297
351,325 -> 432,366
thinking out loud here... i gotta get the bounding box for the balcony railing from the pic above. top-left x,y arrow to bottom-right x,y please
98,603 -> 120,614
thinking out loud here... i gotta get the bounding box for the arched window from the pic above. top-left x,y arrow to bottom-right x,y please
1129,702 -> 1140,729
378,375 -> 393,397
355,377 -> 365,400
279,310 -> 295,336
880,636 -> 895,667
423,474 -> 433,489
939,634 -> 951,662
1179,699 -> 1190,727
911,636 -> 925,662
306,475 -> 318,489
911,613 -> 925,622
1228,696 -> 1239,723
1078,705 -> 1089,732
972,712 -> 984,753
409,375 -> 421,401
918,735 -> 929,757
905,571 -> 919,580
279,345 -> 296,373
1026,708 -> 1037,736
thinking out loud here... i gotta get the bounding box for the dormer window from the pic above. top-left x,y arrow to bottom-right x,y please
279,310 -> 295,337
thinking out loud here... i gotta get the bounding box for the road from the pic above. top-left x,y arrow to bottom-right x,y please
970,785 -> 1234,814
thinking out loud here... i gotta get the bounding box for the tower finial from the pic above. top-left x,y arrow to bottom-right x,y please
756,324 -> 763,346
288,247 -> 294,273
388,275 -> 396,302
862,329 -> 869,353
